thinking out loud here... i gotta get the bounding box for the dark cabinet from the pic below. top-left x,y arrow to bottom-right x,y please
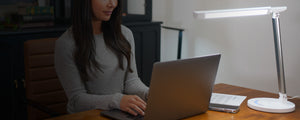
1,41 -> 17,120
1,27 -> 67,120
125,22 -> 161,86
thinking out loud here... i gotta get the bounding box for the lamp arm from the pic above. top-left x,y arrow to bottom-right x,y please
272,12 -> 287,96
248,11 -> 295,113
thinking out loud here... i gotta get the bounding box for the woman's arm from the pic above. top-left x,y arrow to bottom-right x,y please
121,26 -> 149,101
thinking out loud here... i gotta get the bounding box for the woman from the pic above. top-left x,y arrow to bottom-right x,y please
55,0 -> 148,116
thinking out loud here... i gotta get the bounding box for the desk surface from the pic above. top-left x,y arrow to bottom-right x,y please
46,83 -> 300,120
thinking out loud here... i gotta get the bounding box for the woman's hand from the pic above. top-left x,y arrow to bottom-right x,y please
120,95 -> 147,116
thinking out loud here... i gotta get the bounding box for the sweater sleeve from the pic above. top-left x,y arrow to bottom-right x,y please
122,26 -> 150,101
54,31 -> 123,113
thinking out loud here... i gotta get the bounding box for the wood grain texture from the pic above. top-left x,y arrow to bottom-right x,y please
46,83 -> 300,120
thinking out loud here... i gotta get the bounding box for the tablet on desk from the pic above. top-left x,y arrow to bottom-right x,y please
209,103 -> 240,113
209,93 -> 247,113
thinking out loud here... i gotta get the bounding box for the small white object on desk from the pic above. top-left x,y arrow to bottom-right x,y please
209,93 -> 247,113
210,93 -> 247,106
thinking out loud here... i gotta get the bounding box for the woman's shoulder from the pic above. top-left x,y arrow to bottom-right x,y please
121,25 -> 133,37
57,28 -> 74,43
56,27 -> 75,49
121,25 -> 134,43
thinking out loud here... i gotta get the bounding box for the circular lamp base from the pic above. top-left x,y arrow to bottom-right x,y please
247,98 -> 295,113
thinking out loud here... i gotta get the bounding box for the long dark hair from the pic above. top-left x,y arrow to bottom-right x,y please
72,0 -> 133,81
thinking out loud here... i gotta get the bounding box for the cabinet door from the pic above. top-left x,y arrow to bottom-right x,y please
0,39 -> 27,120
126,22 -> 161,86
0,41 -> 15,120
1,28 -> 67,120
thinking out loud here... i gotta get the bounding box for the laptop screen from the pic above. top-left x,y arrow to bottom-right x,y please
144,54 -> 221,120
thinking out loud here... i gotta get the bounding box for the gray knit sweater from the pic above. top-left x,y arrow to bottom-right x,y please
55,25 -> 149,113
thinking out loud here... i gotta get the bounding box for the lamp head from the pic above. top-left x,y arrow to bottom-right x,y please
193,6 -> 287,19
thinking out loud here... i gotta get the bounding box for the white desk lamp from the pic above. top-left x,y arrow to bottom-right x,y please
194,6 -> 295,113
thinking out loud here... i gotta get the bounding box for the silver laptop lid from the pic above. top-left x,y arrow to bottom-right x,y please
144,54 -> 221,120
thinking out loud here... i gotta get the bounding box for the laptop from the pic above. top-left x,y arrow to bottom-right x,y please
101,54 -> 221,120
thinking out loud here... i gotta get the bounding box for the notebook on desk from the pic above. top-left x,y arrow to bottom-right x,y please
101,54 -> 221,120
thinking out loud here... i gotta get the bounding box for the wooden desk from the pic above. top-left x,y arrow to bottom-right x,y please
46,83 -> 300,120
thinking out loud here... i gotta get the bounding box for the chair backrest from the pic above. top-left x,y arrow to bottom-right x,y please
24,38 -> 67,120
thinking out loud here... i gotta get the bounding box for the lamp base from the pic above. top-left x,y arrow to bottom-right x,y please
247,97 -> 295,113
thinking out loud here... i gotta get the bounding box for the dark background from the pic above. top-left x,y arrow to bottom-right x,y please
1,0 -> 161,120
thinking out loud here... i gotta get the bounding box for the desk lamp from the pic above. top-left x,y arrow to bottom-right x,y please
193,6 -> 295,113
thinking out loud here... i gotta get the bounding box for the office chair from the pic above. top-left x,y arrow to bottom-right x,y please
24,38 -> 67,120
